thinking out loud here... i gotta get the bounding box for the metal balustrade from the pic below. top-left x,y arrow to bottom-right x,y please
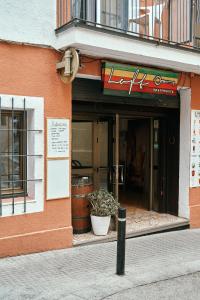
56,0 -> 200,51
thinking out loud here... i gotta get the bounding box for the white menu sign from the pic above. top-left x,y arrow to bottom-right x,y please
47,159 -> 70,199
47,118 -> 69,158
190,110 -> 200,187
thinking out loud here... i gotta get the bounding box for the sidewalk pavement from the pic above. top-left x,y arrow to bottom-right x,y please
1,229 -> 200,300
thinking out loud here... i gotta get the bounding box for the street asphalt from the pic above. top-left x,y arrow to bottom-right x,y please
1,229 -> 200,299
106,272 -> 200,300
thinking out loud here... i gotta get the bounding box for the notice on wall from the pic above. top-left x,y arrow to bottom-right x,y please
47,159 -> 70,200
190,110 -> 200,187
47,118 -> 69,158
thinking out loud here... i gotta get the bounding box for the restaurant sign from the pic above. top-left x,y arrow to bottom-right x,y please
102,62 -> 179,97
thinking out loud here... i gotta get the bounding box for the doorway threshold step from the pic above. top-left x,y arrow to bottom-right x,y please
126,220 -> 190,239
73,219 -> 189,247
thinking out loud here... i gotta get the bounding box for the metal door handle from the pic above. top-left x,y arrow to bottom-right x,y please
120,167 -> 124,183
109,169 -> 112,184
169,136 -> 175,145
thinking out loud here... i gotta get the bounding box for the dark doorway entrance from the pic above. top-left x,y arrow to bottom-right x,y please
119,118 -> 151,211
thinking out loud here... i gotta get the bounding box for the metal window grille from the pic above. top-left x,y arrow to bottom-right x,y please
0,97 -> 43,216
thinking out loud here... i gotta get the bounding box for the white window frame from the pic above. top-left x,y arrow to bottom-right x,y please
96,0 -> 101,23
0,94 -> 44,217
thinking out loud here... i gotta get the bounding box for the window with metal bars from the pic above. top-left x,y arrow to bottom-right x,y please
0,95 -> 44,217
0,111 -> 27,198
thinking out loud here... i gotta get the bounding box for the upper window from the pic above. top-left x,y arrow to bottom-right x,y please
0,111 -> 26,198
97,0 -> 126,29
72,0 -> 96,22
193,0 -> 200,47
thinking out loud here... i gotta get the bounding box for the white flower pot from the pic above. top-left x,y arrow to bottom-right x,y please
91,215 -> 111,236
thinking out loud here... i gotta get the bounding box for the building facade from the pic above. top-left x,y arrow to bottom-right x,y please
0,0 -> 200,257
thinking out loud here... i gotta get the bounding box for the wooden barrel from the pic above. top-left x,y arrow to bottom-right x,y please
72,177 -> 93,234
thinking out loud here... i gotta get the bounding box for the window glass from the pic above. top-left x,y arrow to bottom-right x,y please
99,0 -> 127,29
0,112 -> 25,195
170,0 -> 191,43
98,122 -> 108,167
72,0 -> 86,19
72,122 -> 93,167
128,0 -> 169,39
194,0 -> 200,47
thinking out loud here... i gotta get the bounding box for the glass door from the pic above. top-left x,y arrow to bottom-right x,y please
72,118 -> 114,191
96,0 -> 128,30
95,115 -> 119,232
112,114 -> 119,201
128,0 -> 140,34
93,117 -> 115,193
93,120 -> 109,190
152,118 -> 167,213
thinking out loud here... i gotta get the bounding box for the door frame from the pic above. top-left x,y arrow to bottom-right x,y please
72,115 -> 115,192
118,115 -> 151,210
72,110 -> 180,214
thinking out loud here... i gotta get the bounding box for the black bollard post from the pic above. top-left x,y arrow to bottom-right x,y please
116,207 -> 126,275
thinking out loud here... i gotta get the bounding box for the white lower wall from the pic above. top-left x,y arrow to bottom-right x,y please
178,88 -> 191,219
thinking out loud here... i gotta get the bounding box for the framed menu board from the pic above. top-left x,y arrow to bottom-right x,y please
47,118 -> 69,158
190,110 -> 200,187
47,118 -> 70,200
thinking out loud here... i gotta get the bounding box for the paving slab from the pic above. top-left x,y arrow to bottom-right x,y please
1,229 -> 200,299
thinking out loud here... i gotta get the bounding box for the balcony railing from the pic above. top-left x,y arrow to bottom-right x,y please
56,0 -> 200,51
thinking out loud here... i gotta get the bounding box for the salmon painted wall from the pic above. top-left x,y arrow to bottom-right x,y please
78,56 -> 192,87
78,57 -> 101,77
0,42 -> 72,257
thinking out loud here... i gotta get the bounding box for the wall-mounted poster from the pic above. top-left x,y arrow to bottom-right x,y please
47,118 -> 69,158
190,110 -> 200,187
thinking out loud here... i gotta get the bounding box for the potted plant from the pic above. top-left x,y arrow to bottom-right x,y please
87,189 -> 119,236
